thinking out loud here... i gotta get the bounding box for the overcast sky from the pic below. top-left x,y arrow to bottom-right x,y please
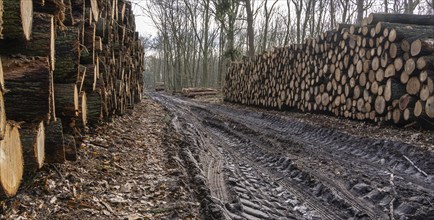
131,0 -> 159,37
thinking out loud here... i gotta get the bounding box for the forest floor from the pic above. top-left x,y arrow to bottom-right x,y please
1,92 -> 434,220
0,97 -> 201,220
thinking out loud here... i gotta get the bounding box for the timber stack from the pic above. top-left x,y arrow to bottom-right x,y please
0,0 -> 144,198
224,13 -> 434,129
182,88 -> 218,98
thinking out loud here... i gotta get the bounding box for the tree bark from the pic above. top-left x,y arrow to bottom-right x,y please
357,0 -> 364,24
54,83 -> 79,118
3,57 -> 54,122
0,13 -> 55,70
368,13 -> 434,25
1,0 -> 33,40
20,122 -> 45,172
87,90 -> 103,123
245,0 -> 255,57
33,0 -> 66,21
44,118 -> 65,164
54,26 -> 80,83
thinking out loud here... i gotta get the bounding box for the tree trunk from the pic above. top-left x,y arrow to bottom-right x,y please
356,0 -> 364,24
245,0 -> 255,57
384,0 -> 388,13
329,0 -> 335,30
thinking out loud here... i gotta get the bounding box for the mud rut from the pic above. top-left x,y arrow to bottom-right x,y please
151,93 -> 434,220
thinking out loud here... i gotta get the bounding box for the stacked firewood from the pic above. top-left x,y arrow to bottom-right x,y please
224,13 -> 434,129
181,88 -> 217,98
0,0 -> 144,198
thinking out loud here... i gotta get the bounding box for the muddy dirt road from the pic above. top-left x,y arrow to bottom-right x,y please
152,92 -> 434,220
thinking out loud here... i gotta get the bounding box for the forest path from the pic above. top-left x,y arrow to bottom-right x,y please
1,93 -> 433,219
152,92 -> 434,220
1,98 -> 200,220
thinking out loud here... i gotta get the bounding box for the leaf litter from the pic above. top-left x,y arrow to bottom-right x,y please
0,97 -> 200,219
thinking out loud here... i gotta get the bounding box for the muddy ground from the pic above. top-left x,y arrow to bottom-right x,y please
1,93 -> 434,220
153,92 -> 433,220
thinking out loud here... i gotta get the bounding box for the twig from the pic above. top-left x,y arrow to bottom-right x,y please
89,141 -> 109,148
112,162 -> 127,171
403,155 -> 428,177
403,121 -> 417,128
50,164 -> 64,180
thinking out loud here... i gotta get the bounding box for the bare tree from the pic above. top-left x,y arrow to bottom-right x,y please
384,0 -> 389,13
261,0 -> 279,52
357,0 -> 364,24
330,0 -> 336,29
292,0 -> 303,44
244,0 -> 255,57
316,0 -> 326,35
301,0 -> 314,40
138,0 -> 434,91
340,0 -> 350,23
284,0 -> 292,45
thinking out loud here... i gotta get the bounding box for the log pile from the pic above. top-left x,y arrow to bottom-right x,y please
224,13 -> 434,129
182,88 -> 218,98
0,0 -> 144,198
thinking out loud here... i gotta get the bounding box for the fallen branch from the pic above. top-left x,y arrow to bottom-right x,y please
403,155 -> 428,177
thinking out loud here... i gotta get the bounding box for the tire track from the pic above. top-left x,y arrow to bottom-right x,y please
151,93 -> 434,219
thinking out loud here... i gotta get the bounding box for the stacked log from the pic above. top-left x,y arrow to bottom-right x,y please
0,0 -> 144,198
224,13 -> 434,129
182,88 -> 218,98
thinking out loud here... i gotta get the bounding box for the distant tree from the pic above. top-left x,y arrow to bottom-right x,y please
357,0 -> 364,24
244,0 -> 255,57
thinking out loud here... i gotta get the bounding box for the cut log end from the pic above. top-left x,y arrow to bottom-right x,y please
375,96 -> 386,115
21,0 -> 34,41
406,77 -> 421,95
0,123 -> 23,198
81,91 -> 87,128
427,96 -> 434,119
